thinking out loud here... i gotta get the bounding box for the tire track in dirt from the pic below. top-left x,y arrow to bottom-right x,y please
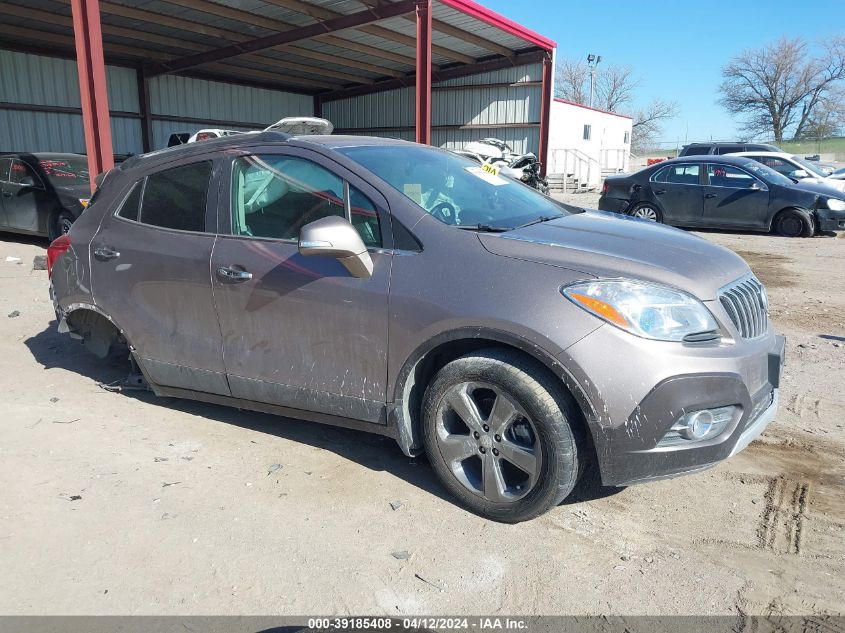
757,476 -> 809,555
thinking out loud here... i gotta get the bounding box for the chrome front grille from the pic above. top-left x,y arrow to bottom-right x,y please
719,276 -> 768,339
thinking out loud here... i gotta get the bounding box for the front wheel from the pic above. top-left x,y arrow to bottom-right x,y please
628,202 -> 662,222
49,210 -> 75,241
775,208 -> 814,238
422,348 -> 585,523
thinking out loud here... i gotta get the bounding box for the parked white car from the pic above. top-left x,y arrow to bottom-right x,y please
729,151 -> 845,192
187,129 -> 242,143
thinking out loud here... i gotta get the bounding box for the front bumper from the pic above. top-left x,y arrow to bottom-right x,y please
817,216 -> 845,231
560,326 -> 785,487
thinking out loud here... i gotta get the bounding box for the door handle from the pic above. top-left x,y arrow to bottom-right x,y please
216,266 -> 253,282
653,189 -> 666,195
94,246 -> 120,261
704,193 -> 718,199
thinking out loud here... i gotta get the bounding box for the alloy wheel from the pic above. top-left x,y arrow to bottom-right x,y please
59,216 -> 74,235
434,381 -> 542,503
633,206 -> 658,221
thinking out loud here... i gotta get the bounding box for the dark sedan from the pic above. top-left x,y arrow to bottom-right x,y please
0,153 -> 91,240
598,155 -> 845,237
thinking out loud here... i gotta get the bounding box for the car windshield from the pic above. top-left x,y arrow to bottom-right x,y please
789,155 -> 825,178
338,144 -> 576,230
38,157 -> 90,187
738,159 -> 793,186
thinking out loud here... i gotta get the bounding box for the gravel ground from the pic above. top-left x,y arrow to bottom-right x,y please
0,215 -> 843,616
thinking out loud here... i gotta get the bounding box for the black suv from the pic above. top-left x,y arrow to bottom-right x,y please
678,142 -> 783,157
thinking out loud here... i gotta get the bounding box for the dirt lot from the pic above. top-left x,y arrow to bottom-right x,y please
0,211 -> 843,616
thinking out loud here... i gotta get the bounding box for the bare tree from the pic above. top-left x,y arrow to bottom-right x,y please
801,86 -> 845,140
554,58 -> 589,104
719,36 -> 845,141
596,65 -> 639,112
553,56 -> 677,152
631,99 -> 679,153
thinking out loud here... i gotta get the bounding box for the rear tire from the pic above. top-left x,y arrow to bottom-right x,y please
421,348 -> 585,523
628,202 -> 662,223
49,210 -> 75,241
775,208 -> 814,238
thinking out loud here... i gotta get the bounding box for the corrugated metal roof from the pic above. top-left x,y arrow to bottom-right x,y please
0,0 -> 553,95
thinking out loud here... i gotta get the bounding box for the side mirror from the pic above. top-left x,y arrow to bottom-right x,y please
19,176 -> 35,187
298,215 -> 373,279
749,182 -> 763,191
791,169 -> 809,179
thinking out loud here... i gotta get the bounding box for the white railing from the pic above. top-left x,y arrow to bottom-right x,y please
549,148 -> 632,192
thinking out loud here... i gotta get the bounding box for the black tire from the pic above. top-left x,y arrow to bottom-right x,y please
774,208 -> 814,238
628,202 -> 663,223
421,348 -> 586,523
49,210 -> 75,241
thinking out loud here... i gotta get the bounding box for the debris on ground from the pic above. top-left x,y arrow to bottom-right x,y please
389,500 -> 403,511
52,418 -> 79,425
5,256 -> 21,263
154,457 -> 169,462
49,397 -> 59,403
414,573 -> 445,592
161,513 -> 177,520
391,551 -> 410,560
32,256 -> 47,271
8,310 -> 20,318
161,482 -> 180,488
267,464 -> 283,476
60,494 -> 83,502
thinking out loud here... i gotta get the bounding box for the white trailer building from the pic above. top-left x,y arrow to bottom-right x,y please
546,98 -> 633,192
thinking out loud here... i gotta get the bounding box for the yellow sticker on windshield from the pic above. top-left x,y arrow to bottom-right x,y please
481,162 -> 500,176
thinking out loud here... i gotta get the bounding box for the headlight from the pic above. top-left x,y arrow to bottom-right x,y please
825,198 -> 845,211
562,279 -> 719,342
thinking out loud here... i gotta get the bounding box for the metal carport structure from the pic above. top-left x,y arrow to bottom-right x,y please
0,0 -> 555,186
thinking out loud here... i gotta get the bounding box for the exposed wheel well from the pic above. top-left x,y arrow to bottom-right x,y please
64,307 -> 126,359
771,206 -> 814,231
393,336 -> 597,460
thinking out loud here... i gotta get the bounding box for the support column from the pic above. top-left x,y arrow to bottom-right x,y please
415,0 -> 432,145
538,51 -> 553,178
313,94 -> 323,119
136,67 -> 153,153
71,0 -> 114,190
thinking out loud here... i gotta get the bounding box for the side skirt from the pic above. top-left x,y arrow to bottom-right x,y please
150,382 -> 399,442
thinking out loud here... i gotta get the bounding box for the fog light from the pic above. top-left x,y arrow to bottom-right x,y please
657,405 -> 737,447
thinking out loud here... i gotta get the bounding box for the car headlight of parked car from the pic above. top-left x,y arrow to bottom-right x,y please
562,279 -> 719,342
824,198 -> 845,211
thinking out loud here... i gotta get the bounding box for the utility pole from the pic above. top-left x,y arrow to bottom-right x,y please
587,53 -> 602,108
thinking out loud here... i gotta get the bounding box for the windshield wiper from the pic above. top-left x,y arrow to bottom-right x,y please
514,214 -> 564,229
456,223 -> 511,232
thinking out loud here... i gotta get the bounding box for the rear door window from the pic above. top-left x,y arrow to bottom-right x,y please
707,164 -> 758,188
715,145 -> 744,155
657,164 -> 700,184
116,180 -> 143,222
9,160 -> 41,186
683,146 -> 711,156
139,161 -> 212,232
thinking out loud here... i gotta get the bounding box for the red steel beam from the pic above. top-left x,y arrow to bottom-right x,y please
538,51 -> 553,178
145,1 -> 417,77
71,0 -> 114,189
415,0 -> 432,145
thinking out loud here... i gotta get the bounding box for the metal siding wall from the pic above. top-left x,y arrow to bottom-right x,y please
323,87 -> 415,130
323,63 -> 543,153
149,75 -> 312,123
0,50 -> 140,154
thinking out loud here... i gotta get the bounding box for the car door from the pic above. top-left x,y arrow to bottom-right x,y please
650,163 -> 704,225
90,156 -> 230,396
0,158 -> 11,227
210,148 -> 391,423
702,163 -> 770,229
4,158 -> 46,233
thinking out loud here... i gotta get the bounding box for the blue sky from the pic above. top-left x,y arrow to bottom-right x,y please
481,0 -> 844,146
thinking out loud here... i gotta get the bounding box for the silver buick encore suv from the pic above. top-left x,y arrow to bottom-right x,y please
49,132 -> 785,522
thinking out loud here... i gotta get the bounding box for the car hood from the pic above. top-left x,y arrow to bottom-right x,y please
478,210 -> 751,300
788,179 -> 845,197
